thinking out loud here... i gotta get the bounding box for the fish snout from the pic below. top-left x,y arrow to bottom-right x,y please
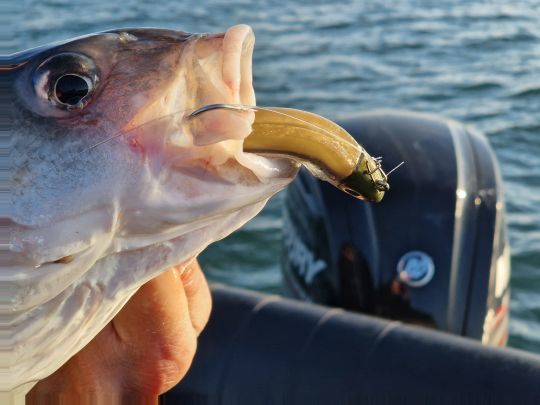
114,25 -> 297,194
168,25 -> 299,183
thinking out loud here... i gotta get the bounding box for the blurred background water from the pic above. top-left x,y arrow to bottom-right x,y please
10,0 -> 540,353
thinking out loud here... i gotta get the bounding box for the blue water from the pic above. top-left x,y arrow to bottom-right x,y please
11,0 -> 540,353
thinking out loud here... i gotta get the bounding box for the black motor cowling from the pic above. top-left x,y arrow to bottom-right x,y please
281,110 -> 510,345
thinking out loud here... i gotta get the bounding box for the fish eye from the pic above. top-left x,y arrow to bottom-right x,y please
54,74 -> 93,108
32,52 -> 99,112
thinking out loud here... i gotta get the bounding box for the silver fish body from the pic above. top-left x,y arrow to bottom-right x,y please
1,25 -> 297,391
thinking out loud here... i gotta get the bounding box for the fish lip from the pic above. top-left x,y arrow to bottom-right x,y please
221,24 -> 256,105
220,26 -> 302,180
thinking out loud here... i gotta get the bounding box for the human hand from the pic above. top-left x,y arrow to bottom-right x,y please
27,260 -> 211,404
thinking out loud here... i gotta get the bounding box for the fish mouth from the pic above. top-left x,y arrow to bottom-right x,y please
110,25 -> 299,237
178,25 -> 299,183
221,24 -> 256,107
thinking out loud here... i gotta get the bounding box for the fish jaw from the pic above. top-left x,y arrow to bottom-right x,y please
115,24 -> 299,236
124,24 -> 292,185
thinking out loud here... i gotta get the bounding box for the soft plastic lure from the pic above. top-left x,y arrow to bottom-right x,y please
190,104 -> 390,202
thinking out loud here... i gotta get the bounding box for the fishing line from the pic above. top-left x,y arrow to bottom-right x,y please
81,103 -> 399,180
82,103 -> 357,153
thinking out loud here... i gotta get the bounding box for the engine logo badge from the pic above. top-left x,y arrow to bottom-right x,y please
397,251 -> 434,287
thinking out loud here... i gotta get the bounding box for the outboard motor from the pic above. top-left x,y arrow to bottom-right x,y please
281,110 -> 510,346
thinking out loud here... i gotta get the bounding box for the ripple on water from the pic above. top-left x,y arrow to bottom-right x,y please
511,85 -> 540,98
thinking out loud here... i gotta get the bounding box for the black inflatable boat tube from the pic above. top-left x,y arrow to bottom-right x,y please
164,285 -> 540,404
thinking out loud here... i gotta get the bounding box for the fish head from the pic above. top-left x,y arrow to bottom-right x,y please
5,25 -> 297,389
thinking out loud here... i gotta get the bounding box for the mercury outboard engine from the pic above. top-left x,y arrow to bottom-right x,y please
281,110 -> 510,346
